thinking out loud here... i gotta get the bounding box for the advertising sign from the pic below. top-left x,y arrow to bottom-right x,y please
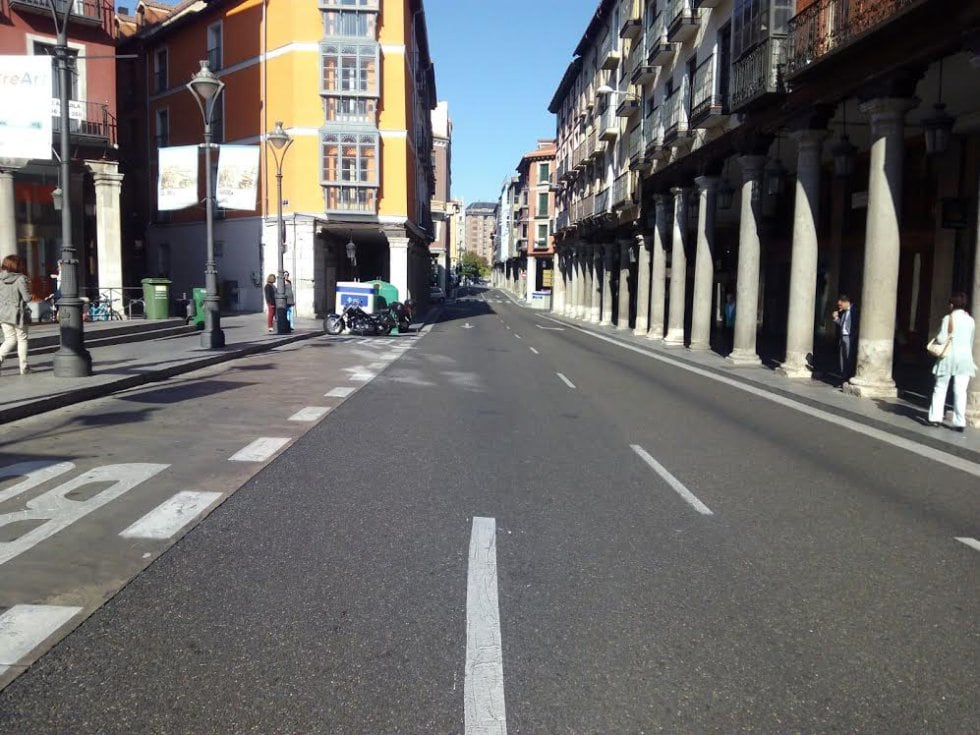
157,146 -> 199,211
0,56 -> 53,160
216,145 -> 259,210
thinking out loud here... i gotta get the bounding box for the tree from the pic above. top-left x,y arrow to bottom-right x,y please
460,252 -> 490,278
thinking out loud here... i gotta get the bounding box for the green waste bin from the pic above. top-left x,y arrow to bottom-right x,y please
192,287 -> 207,328
141,278 -> 171,320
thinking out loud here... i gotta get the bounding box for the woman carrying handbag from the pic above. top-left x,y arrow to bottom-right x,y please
0,254 -> 33,375
926,292 -> 976,431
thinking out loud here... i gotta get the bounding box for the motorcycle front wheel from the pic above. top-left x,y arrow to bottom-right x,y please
324,315 -> 344,335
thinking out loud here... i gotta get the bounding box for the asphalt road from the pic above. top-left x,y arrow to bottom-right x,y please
0,288 -> 977,733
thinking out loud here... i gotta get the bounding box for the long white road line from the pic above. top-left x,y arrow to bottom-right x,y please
556,373 -> 576,390
631,445 -> 714,516
120,491 -> 223,540
465,517 -> 507,735
955,537 -> 980,552
546,317 -> 980,480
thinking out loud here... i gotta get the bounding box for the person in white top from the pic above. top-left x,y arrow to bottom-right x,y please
927,292 -> 977,432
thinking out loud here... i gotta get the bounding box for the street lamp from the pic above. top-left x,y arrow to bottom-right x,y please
186,60 -> 226,348
49,0 -> 91,376
266,121 -> 293,334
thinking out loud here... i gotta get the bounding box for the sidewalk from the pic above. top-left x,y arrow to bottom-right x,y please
0,313 -> 322,425
496,290 -> 980,463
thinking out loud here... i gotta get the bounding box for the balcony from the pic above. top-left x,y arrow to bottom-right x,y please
555,209 -> 570,232
593,188 -> 610,218
612,173 -> 634,209
620,16 -> 642,40
574,142 -> 587,169
666,0 -> 700,43
319,0 -> 379,8
628,126 -> 649,171
324,185 -> 378,215
600,36 -> 621,71
689,54 -> 728,128
51,99 -> 116,146
785,0 -> 921,79
631,62 -> 658,85
692,0 -> 723,8
648,38 -> 677,67
599,103 -> 619,142
730,35 -> 786,112
616,93 -> 640,118
662,89 -> 692,147
10,0 -> 103,25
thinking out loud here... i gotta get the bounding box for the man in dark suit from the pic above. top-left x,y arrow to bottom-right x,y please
832,293 -> 857,383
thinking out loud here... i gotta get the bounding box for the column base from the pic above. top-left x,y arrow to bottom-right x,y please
590,308 -> 601,323
647,329 -> 664,341
727,348 -> 761,367
663,329 -> 685,347
775,363 -> 812,379
687,340 -> 710,351
842,376 -> 897,399
633,325 -> 649,337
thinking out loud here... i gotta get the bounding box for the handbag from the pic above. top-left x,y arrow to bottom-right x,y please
926,314 -> 954,358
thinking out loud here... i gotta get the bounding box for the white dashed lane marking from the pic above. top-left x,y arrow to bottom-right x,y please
289,407 -> 331,422
556,373 -> 576,390
229,438 -> 290,462
325,387 -> 356,398
955,537 -> 980,552
631,444 -> 713,516
120,491 -> 222,540
0,605 -> 82,676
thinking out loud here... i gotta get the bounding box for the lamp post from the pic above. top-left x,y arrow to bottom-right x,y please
186,60 -> 226,349
49,1 -> 91,377
266,121 -> 293,334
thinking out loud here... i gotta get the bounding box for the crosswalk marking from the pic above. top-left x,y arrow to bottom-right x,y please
120,491 -> 222,540
229,437 -> 290,462
465,517 -> 507,734
0,605 -> 82,676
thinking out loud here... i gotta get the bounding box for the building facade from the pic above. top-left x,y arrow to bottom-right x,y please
515,140 -> 557,304
464,201 -> 496,265
430,100 -> 452,293
119,0 -> 437,316
0,0 -> 121,312
549,0 -> 980,424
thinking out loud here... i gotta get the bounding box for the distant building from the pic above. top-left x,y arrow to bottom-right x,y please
515,140 -> 557,303
431,100 -> 452,293
464,202 -> 496,265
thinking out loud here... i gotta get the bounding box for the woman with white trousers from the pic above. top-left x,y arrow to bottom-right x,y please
927,292 -> 977,432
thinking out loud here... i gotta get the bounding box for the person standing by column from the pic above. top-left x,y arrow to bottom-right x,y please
927,292 -> 976,432
0,254 -> 33,375
264,274 -> 277,333
284,271 -> 295,329
723,293 -> 736,355
832,294 -> 857,384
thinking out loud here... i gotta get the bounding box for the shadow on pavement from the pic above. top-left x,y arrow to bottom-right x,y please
119,379 -> 252,405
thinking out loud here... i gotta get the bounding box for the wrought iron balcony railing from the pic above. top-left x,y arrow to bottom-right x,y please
662,88 -> 690,145
612,173 -> 633,208
51,98 -> 116,145
594,188 -> 610,217
666,0 -> 699,43
324,184 -> 378,214
689,53 -> 727,127
10,0 -> 103,25
730,35 -> 786,112
319,0 -> 379,9
785,0 -> 920,78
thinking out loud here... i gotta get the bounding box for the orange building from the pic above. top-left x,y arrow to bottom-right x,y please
118,0 -> 437,315
515,140 -> 556,302
0,0 -> 120,309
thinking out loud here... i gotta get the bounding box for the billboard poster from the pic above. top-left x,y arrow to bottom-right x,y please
216,145 -> 259,210
157,145 -> 199,211
0,56 -> 53,160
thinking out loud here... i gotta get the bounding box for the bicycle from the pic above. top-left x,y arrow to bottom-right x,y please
87,293 -> 123,322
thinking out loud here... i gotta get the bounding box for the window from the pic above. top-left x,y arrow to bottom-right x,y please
537,162 -> 550,182
155,108 -> 169,147
686,56 -> 697,116
210,97 -> 224,142
207,23 -> 223,71
321,43 -> 379,96
154,47 -> 168,93
324,10 -> 377,37
731,0 -> 793,60
321,132 -> 378,184
537,192 -> 549,215
324,97 -> 377,124
535,223 -> 549,249
33,41 -> 79,100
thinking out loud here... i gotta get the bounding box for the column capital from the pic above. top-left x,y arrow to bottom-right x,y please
738,155 -> 767,181
694,175 -> 720,192
91,170 -> 125,188
789,128 -> 828,149
0,169 -> 14,180
669,185 -> 692,197
858,97 -> 919,136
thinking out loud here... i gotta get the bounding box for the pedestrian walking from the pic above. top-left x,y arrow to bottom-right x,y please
927,292 -> 976,432
722,293 -> 736,354
0,254 -> 33,375
832,294 -> 857,384
264,274 -> 276,333
284,271 -> 295,329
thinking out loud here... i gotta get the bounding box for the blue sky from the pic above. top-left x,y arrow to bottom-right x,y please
141,0 -> 597,206
424,0 -> 597,206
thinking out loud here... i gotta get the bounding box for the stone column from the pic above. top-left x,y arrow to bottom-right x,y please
779,130 -> 827,377
565,247 -> 578,317
86,161 -> 125,317
386,232 -> 410,302
690,176 -> 719,350
967,175 -> 980,426
664,187 -> 690,346
577,246 -> 589,319
0,170 -> 16,257
616,239 -> 631,330
728,156 -> 767,366
600,243 -> 615,326
552,249 -> 566,314
648,194 -> 670,340
634,233 -> 651,336
845,98 -> 917,398
589,245 -> 602,323
526,255 -> 538,304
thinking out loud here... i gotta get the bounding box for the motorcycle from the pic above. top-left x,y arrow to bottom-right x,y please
324,302 -> 392,336
388,300 -> 413,333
